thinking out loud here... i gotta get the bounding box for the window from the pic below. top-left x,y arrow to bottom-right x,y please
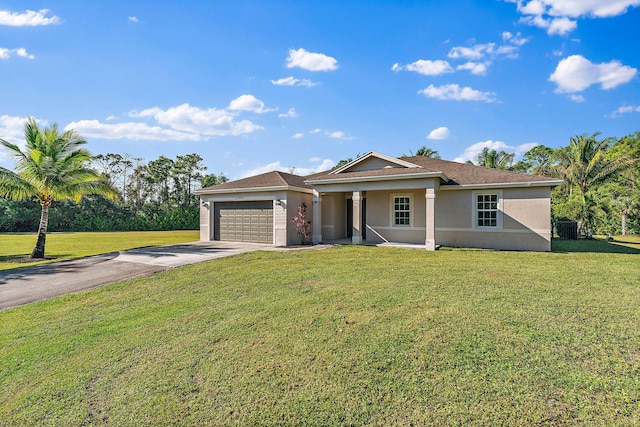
476,194 -> 498,227
394,196 -> 411,226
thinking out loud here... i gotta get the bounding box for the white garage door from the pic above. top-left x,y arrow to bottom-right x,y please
214,201 -> 273,243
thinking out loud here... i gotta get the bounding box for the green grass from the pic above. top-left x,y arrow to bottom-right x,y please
0,230 -> 200,271
1,242 -> 639,425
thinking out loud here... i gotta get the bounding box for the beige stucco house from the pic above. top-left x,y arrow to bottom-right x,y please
195,152 -> 563,251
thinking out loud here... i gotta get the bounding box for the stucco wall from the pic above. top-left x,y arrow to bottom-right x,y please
365,190 -> 427,244
436,186 -> 552,251
320,193 -> 346,240
199,200 -> 211,241
285,191 -> 313,245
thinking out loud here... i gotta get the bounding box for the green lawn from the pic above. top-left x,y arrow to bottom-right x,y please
1,241 -> 639,425
0,230 -> 200,271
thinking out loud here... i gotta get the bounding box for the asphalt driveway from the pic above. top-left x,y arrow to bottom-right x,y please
0,242 -> 277,311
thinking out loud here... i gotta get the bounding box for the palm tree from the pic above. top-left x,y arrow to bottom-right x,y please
0,117 -> 119,258
402,146 -> 441,158
552,133 -> 637,235
474,148 -> 515,170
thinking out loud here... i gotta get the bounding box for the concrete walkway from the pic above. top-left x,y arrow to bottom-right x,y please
0,242 -> 310,311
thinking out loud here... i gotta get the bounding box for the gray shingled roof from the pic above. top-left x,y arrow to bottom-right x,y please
198,155 -> 561,193
306,156 -> 560,186
197,171 -> 311,193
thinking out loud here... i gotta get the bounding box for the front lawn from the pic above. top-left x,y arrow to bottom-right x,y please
0,230 -> 199,271
1,243 -> 638,425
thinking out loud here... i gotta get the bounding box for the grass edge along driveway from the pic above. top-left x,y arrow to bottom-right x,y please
0,230 -> 200,271
1,242 -> 639,425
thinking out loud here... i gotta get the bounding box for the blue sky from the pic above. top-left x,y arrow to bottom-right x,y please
1,1 -> 639,180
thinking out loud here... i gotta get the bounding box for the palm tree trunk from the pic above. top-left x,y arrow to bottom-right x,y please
31,202 -> 50,259
621,211 -> 628,236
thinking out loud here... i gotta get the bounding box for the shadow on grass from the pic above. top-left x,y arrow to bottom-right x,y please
552,238 -> 640,254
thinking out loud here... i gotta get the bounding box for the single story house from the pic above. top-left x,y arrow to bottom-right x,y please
195,152 -> 563,251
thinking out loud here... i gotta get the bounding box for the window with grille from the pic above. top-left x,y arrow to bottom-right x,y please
476,194 -> 498,227
394,196 -> 411,226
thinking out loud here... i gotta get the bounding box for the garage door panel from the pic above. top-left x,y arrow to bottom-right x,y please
214,201 -> 273,243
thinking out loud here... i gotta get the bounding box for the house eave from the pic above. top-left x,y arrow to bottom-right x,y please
329,151 -> 421,175
194,185 -> 313,195
440,179 -> 564,190
306,172 -> 449,185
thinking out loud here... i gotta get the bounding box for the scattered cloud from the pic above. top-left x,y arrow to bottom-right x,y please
239,158 -> 335,179
286,48 -> 338,72
454,140 -> 537,163
456,61 -> 490,75
128,16 -> 139,23
0,115 -> 31,146
307,128 -> 353,140
508,0 -> 640,35
608,105 -> 640,118
549,54 -> 637,93
0,47 -> 35,60
0,8 -> 60,26
419,84 -> 497,102
278,108 -> 298,118
65,119 -> 203,141
292,132 -> 304,139
427,126 -> 451,140
391,60 -> 453,76
67,102 -> 264,141
227,94 -> 274,113
570,94 -> 585,103
271,76 -> 318,87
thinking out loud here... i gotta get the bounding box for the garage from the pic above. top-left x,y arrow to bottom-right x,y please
213,201 -> 273,243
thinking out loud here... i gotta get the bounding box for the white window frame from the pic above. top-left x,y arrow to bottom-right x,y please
472,191 -> 502,229
391,194 -> 412,227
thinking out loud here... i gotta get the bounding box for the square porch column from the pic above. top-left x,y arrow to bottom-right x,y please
425,188 -> 436,250
352,191 -> 363,245
312,190 -> 322,244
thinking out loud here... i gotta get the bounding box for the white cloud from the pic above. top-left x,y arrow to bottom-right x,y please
457,61 -> 490,75
0,47 -> 35,60
278,108 -> 297,118
306,128 -> 353,140
271,76 -> 318,87
0,9 -> 60,26
427,126 -> 451,140
65,120 -> 203,141
227,94 -> 274,113
286,48 -> 338,72
549,54 -> 637,93
239,158 -> 335,179
292,132 -> 304,139
391,60 -> 453,76
509,0 -> 639,35
454,140 -> 538,163
609,105 -> 640,117
419,84 -> 497,102
448,43 -> 495,60
128,16 -> 139,23
0,115 -> 30,146
570,94 -> 585,103
69,102 -> 263,141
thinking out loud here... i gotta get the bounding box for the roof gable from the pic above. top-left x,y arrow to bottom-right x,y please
330,151 -> 420,175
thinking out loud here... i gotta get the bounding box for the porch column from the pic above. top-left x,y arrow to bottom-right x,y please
352,191 -> 363,245
425,188 -> 436,250
312,190 -> 322,244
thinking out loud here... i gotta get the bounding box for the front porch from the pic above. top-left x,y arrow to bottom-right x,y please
311,186 -> 438,250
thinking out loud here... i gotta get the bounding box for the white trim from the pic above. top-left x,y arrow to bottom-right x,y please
437,227 -> 551,234
391,193 -> 413,228
440,180 -> 563,190
472,190 -> 503,229
194,185 -> 313,195
329,151 -> 421,175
